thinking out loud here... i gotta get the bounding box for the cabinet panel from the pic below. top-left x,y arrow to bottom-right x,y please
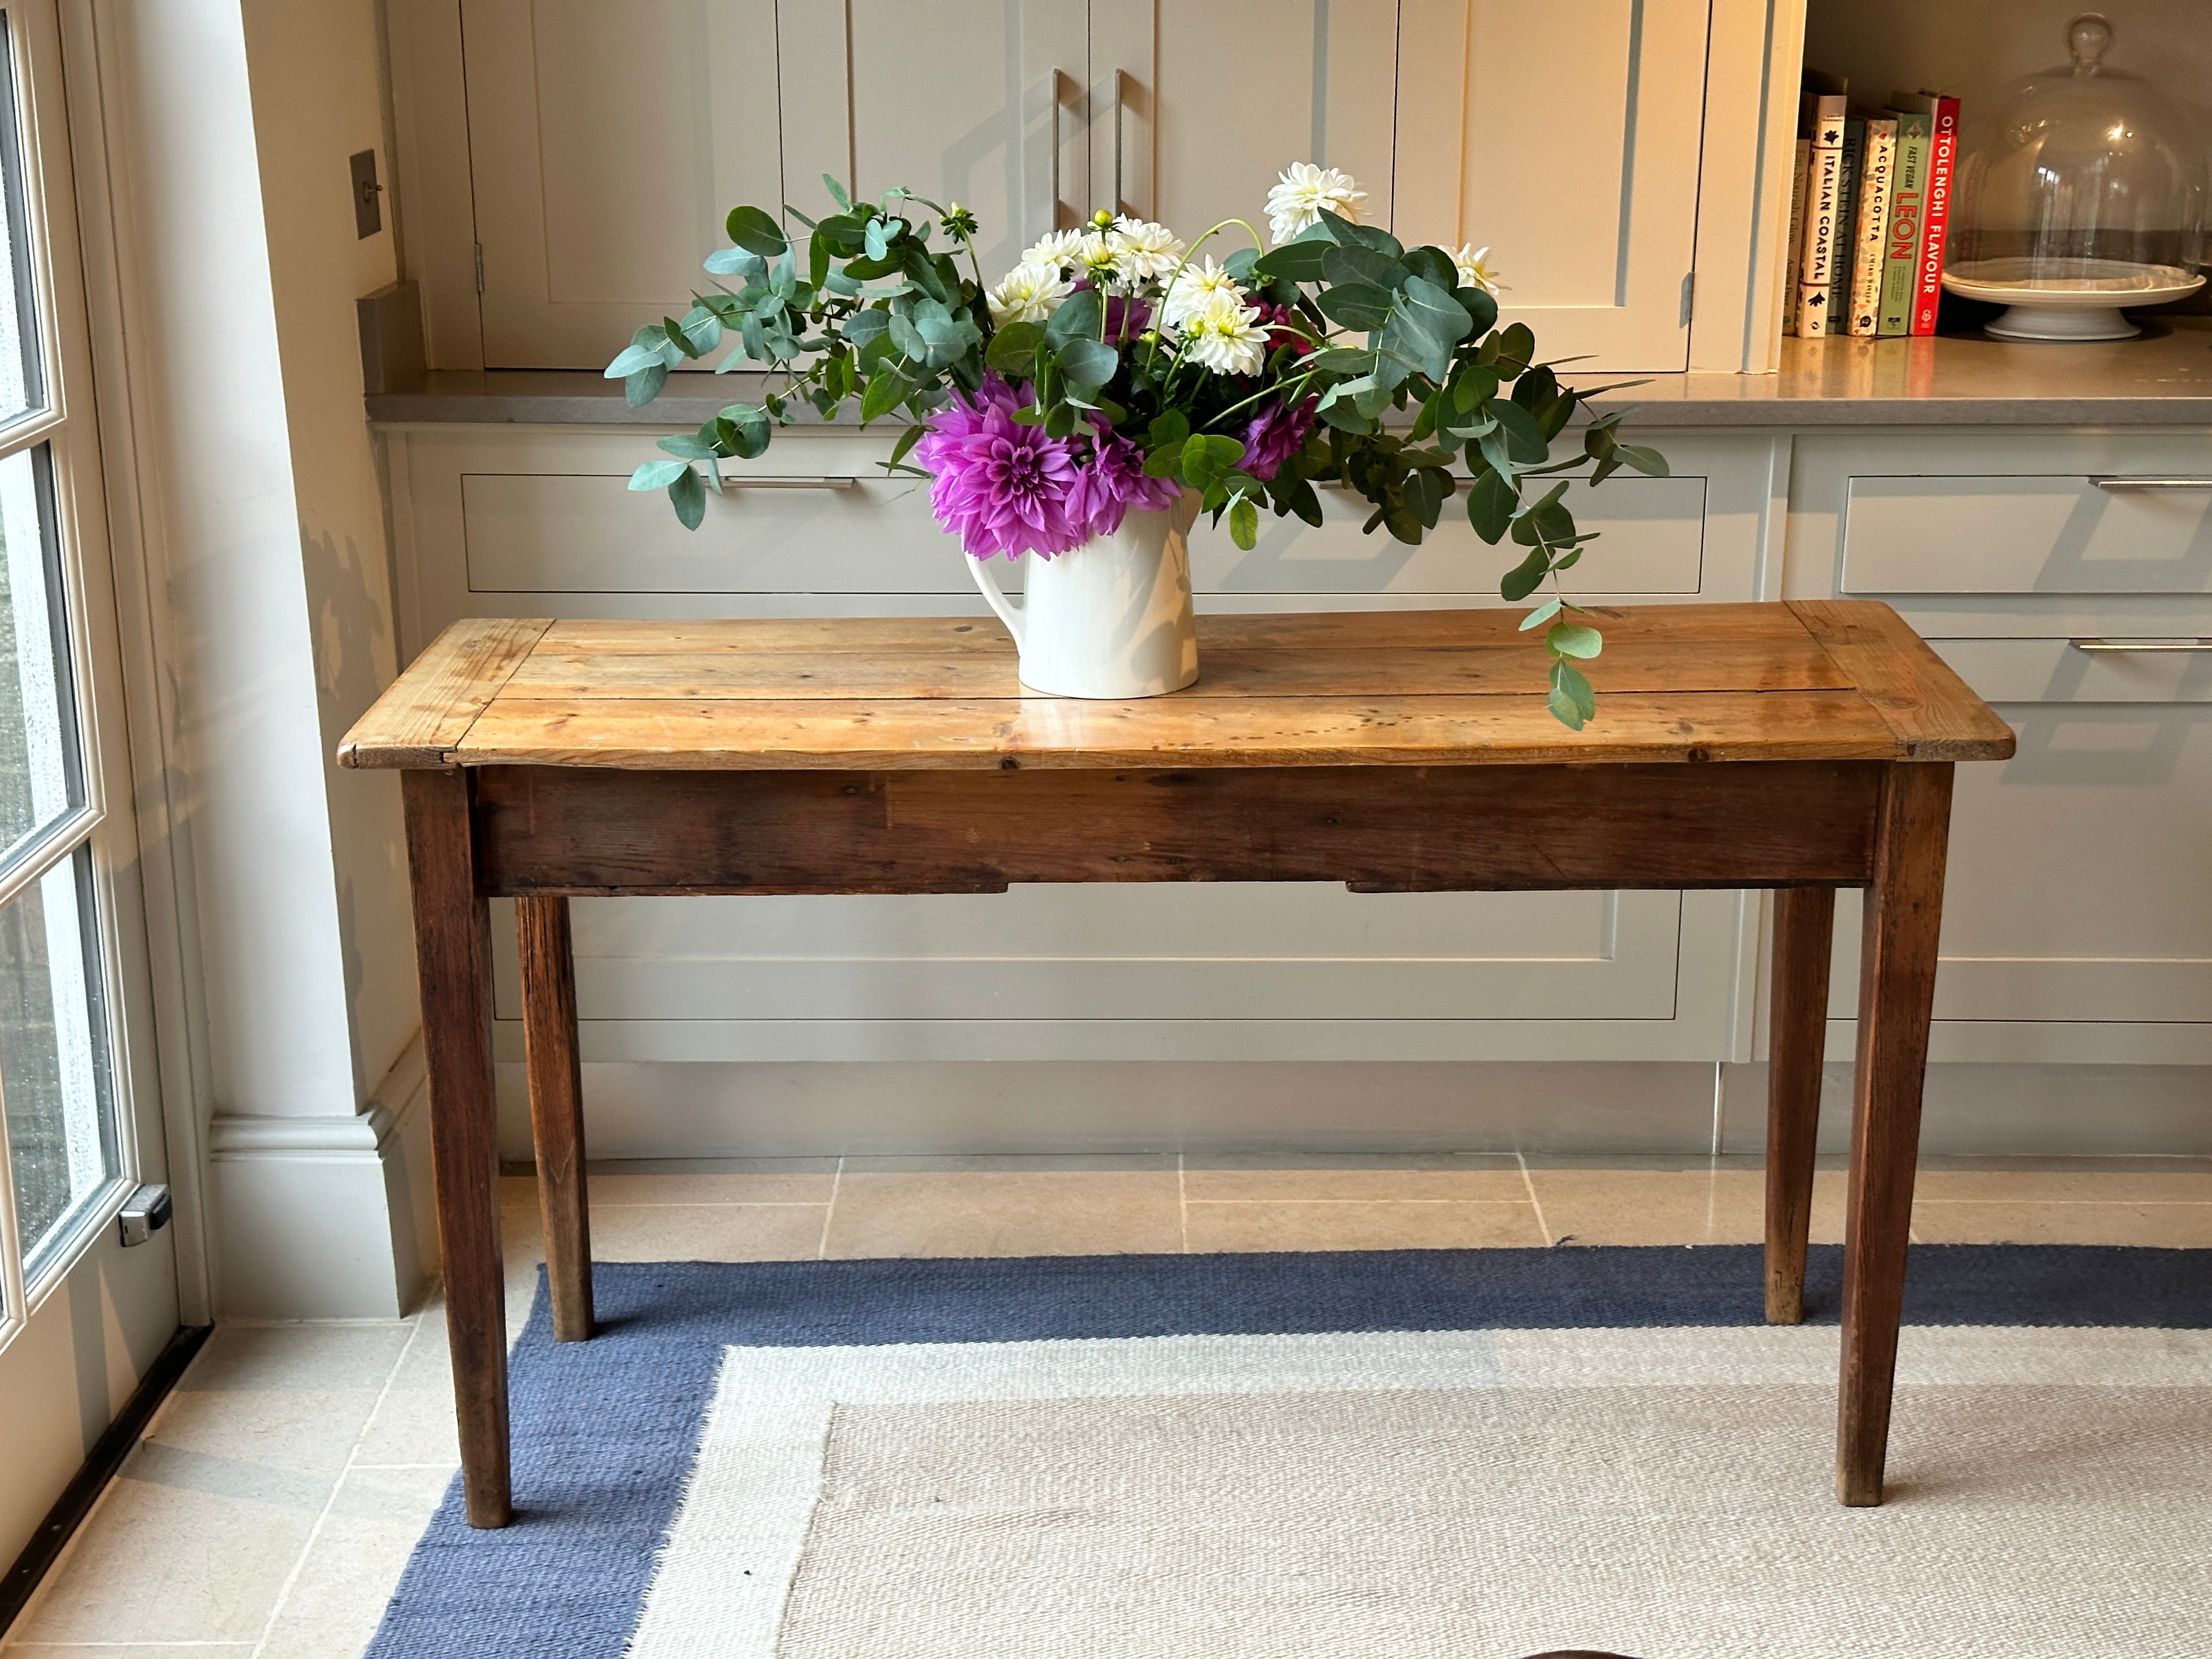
1842,477 -> 2212,596
1395,0 -> 1711,371
491,888 -> 1688,1025
461,0 -> 783,368
458,460 -> 1707,599
1828,698 -> 2212,1027
1094,1 -> 1399,239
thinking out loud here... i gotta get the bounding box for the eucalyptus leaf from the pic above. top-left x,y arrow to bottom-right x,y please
1547,622 -> 1603,659
1321,243 -> 1407,291
859,370 -> 907,423
1316,280 -> 1395,331
1402,245 -> 1458,291
1045,288 -> 1103,345
725,205 -> 787,256
628,459 -> 690,491
1054,337 -> 1118,388
669,466 -> 707,530
624,363 -> 668,407
1499,544 -> 1551,602
985,320 -> 1044,375
1467,467 -> 1516,543
657,433 -> 717,460
1488,398 -> 1550,464
842,309 -> 891,347
1252,238 -> 1330,283
1228,495 -> 1259,550
1617,444 -> 1670,477
1180,433 -> 1246,493
1519,598 -> 1564,630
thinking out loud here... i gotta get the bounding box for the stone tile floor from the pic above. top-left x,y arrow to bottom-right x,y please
5,1152 -> 2210,1657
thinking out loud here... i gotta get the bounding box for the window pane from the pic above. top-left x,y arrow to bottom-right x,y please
0,10 -> 42,425
2,846 -> 118,1267
0,445 -> 81,873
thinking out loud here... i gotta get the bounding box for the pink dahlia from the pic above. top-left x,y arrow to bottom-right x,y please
1065,422 -> 1183,541
913,375 -> 1084,559
1240,395 -> 1319,483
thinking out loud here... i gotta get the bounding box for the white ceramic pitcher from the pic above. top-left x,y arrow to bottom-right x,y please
965,493 -> 1201,698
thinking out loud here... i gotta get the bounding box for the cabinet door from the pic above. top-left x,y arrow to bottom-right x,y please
1091,1 -> 1400,244
794,1 -> 1088,280
1825,652 -> 2212,1062
1394,0 -> 1711,371
461,1 -> 1085,368
461,0 -> 784,369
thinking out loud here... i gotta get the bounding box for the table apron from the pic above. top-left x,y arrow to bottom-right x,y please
465,759 -> 1887,896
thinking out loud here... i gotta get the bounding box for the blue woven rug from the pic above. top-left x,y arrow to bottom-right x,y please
365,1246 -> 2212,1658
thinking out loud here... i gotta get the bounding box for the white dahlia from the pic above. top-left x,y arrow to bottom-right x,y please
1449,243 -> 1505,295
1021,228 -> 1086,270
1182,291 -> 1271,376
1110,216 -> 1187,281
985,259 -> 1073,326
1071,228 -> 1126,285
1265,162 -> 1365,244
1159,257 -> 1245,329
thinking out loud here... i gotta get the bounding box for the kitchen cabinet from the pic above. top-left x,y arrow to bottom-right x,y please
414,0 -> 1765,373
1787,431 -> 2212,1066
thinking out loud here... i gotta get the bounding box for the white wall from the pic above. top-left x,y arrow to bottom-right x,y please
87,0 -> 424,1316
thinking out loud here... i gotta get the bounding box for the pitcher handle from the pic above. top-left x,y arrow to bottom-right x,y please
965,553 -> 1026,652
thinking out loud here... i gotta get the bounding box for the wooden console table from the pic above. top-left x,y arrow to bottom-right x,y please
338,601 -> 2013,1527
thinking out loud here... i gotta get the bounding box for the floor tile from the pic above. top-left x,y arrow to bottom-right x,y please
839,1153 -> 1178,1173
1526,1167 -> 1849,1248
1911,1201 -> 2212,1247
590,1201 -> 828,1262
8,1475 -> 319,1645
4,1647 -> 256,1656
824,1171 -> 1183,1258
1183,1199 -> 1547,1252
135,1327 -> 411,1482
1914,1168 -> 2212,1205
1183,1161 -> 1530,1202
583,1169 -> 837,1205
256,1465 -> 453,1659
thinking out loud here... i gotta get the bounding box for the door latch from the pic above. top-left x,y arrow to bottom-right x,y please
118,1183 -> 173,1248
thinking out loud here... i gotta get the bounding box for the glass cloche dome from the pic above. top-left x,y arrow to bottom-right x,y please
1946,13 -> 2207,340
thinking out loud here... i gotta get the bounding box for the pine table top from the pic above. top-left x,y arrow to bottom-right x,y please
336,601 -> 2015,772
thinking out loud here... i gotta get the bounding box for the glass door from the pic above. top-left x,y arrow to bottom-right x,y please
0,0 -> 180,1572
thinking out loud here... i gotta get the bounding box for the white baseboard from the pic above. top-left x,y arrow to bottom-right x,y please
206,1037 -> 435,1318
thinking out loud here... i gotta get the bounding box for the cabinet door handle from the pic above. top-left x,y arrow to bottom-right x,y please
1049,69 -> 1073,230
710,476 -> 861,490
2090,477 -> 2212,490
2069,637 -> 2212,652
1112,69 -> 1130,218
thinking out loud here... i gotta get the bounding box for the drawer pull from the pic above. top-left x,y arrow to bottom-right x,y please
2089,477 -> 2212,490
2069,637 -> 2212,652
710,476 -> 861,489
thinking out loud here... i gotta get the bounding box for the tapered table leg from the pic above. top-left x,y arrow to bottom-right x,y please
402,769 -> 511,1528
1837,762 -> 1953,1508
1766,887 -> 1836,1325
517,895 -> 594,1341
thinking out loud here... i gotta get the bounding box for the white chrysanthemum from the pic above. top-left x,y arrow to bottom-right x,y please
985,259 -> 1073,326
1110,217 -> 1187,281
1182,292 -> 1271,376
1449,243 -> 1505,295
1022,228 -> 1086,269
1159,257 -> 1245,329
1265,162 -> 1365,244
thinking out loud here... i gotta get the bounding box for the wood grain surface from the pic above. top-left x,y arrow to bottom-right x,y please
469,761 -> 1887,896
338,618 -> 551,768
338,603 -> 2015,771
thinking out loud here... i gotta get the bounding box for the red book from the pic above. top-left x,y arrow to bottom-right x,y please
1891,91 -> 1960,336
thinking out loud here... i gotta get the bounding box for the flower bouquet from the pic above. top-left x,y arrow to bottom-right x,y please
607,164 -> 1666,723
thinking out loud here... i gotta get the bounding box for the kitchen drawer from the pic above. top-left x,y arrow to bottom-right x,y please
1840,474 -> 2212,596
1932,637 -> 2212,703
460,466 -> 1708,597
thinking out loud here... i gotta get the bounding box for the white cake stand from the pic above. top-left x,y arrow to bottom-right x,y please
1942,257 -> 2206,341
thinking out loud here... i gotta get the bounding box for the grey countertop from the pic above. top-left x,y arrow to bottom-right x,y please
365,320 -> 2212,429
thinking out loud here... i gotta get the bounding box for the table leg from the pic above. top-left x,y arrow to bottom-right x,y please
1765,888 -> 1835,1325
401,769 -> 512,1530
1836,763 -> 1953,1508
517,895 -> 594,1341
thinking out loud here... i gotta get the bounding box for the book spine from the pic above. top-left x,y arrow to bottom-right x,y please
1878,114 -> 1929,336
1784,139 -> 1810,337
1848,121 -> 1895,336
1826,117 -> 1865,323
1796,97 -> 1847,337
1912,97 -> 1961,336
